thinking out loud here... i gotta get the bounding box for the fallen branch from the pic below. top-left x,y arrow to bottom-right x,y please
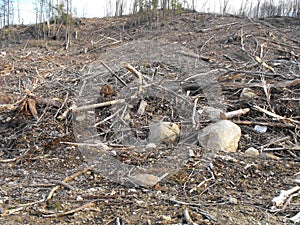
60,141 -> 109,149
50,180 -> 76,191
94,109 -> 120,128
225,68 -> 284,78
46,166 -> 94,201
192,98 -> 199,126
123,62 -> 143,92
0,158 -> 17,163
253,105 -> 300,125
43,201 -> 96,217
1,199 -> 45,216
272,186 -> 300,207
197,22 -> 239,32
233,120 -> 295,128
224,108 -> 250,119
221,78 -> 300,89
100,60 -> 127,87
166,198 -> 216,221
71,99 -> 125,112
240,28 -> 245,51
258,36 -> 300,51
178,50 -> 213,62
183,208 -> 197,225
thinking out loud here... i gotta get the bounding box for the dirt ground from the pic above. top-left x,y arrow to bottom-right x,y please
0,13 -> 300,224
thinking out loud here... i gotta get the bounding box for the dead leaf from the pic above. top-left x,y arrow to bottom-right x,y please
27,98 -> 39,120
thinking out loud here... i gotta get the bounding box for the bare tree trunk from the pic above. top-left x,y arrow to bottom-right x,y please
7,0 -> 9,27
256,0 -> 261,17
3,0 -> 7,27
16,0 -> 20,24
115,0 -> 119,16
65,0 -> 72,49
221,0 -> 229,14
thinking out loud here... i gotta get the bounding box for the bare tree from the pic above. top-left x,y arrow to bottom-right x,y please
1,0 -> 13,27
238,0 -> 250,16
115,0 -> 125,16
256,0 -> 262,17
292,0 -> 300,17
220,0 -> 230,14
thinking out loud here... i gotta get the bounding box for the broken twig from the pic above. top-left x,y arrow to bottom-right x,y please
123,62 -> 144,92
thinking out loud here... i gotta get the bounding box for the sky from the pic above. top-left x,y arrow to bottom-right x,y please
13,0 -> 281,25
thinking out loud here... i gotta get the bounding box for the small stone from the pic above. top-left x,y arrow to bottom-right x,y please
76,196 -> 83,201
198,106 -> 224,121
127,173 -> 168,188
240,88 -> 257,99
146,143 -> 157,150
161,215 -> 172,221
254,125 -> 267,133
148,121 -> 180,144
188,149 -> 195,157
229,197 -> 238,204
245,147 -> 260,157
137,100 -> 147,115
110,150 -> 117,156
93,141 -> 109,151
124,113 -> 131,120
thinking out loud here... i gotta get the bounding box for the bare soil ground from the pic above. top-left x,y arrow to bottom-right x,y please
0,13 -> 300,224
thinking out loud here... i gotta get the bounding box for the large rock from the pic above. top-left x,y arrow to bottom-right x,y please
198,120 -> 241,152
148,121 -> 180,144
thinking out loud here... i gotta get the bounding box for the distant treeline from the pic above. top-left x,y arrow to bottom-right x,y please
0,0 -> 299,28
